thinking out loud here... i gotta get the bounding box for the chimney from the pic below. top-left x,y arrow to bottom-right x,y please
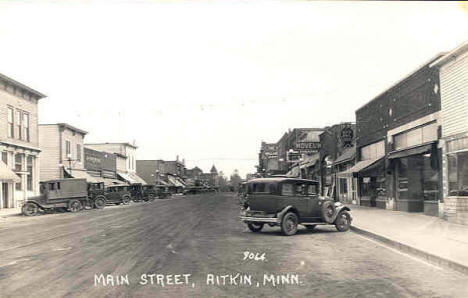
176,155 -> 179,162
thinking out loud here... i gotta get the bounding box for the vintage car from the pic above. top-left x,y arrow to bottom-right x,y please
239,178 -> 352,236
155,185 -> 171,199
129,184 -> 157,201
104,185 -> 131,205
183,186 -> 204,195
21,178 -> 107,216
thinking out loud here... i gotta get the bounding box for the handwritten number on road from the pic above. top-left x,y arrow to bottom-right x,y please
243,251 -> 266,262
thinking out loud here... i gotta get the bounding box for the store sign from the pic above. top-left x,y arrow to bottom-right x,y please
340,125 -> 354,147
294,142 -> 321,151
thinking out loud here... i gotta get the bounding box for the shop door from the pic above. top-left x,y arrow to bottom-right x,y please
352,178 -> 358,204
2,183 -> 8,208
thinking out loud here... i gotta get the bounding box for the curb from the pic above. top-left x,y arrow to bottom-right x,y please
351,226 -> 468,276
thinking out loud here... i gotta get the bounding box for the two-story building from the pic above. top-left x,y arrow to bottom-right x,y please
85,142 -> 146,185
136,157 -> 186,190
39,123 -> 87,181
346,54 -> 443,214
0,73 -> 45,209
430,42 -> 468,224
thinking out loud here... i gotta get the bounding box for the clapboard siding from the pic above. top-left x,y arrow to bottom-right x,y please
440,50 -> 468,137
38,125 -> 61,181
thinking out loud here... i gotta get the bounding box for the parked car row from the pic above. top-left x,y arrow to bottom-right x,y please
21,178 -> 173,216
183,186 -> 217,195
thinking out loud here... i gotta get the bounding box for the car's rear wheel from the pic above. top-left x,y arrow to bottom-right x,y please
68,200 -> 83,213
281,212 -> 298,236
247,223 -> 264,232
148,194 -> 155,201
335,211 -> 351,232
22,202 -> 39,216
305,225 -> 317,230
94,196 -> 106,209
122,196 -> 131,205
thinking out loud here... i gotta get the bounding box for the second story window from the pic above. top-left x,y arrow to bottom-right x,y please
23,113 -> 29,142
7,107 -> 14,138
16,110 -> 22,140
66,140 -> 71,157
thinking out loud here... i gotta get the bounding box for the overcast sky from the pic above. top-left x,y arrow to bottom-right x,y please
0,1 -> 466,178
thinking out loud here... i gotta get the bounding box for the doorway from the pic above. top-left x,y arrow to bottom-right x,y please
2,182 -> 9,208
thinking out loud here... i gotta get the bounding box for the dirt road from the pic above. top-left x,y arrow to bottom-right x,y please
1,193 -> 467,297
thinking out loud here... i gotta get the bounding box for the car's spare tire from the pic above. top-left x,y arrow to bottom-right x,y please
321,201 -> 336,224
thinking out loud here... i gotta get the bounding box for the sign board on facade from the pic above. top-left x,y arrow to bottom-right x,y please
294,129 -> 322,153
340,123 -> 354,147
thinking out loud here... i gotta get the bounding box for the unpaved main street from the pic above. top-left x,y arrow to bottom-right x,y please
1,193 -> 467,298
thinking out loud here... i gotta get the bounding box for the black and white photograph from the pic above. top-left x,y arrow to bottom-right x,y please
0,1 -> 467,297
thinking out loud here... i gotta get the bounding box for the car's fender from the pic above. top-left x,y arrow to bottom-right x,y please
277,205 -> 299,222
332,205 -> 352,223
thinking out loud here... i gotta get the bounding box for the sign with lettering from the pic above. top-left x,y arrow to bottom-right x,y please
340,125 -> 354,147
294,142 -> 320,150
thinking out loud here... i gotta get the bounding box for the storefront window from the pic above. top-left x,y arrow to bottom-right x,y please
376,176 -> 386,197
397,154 -> 439,201
448,152 -> 468,196
397,158 -> 409,200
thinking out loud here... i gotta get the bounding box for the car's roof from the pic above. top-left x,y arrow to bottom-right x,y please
247,177 -> 319,184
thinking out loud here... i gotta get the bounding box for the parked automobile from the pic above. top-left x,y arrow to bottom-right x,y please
21,178 -> 106,216
129,184 -> 157,201
87,182 -> 107,209
155,185 -> 171,199
104,185 -> 131,205
183,186 -> 203,195
239,178 -> 352,236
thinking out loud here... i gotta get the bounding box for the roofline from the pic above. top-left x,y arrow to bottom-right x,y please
85,142 -> 138,149
0,72 -> 46,99
39,123 -> 88,135
430,41 -> 468,68
356,53 -> 446,113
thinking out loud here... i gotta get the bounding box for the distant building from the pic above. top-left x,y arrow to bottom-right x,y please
0,73 -> 45,209
136,158 -> 186,190
85,142 -> 146,184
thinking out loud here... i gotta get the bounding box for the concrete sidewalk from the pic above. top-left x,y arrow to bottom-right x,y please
347,204 -> 468,275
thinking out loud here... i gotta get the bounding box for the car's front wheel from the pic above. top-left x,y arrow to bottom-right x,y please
247,223 -> 264,232
335,211 -> 351,232
281,212 -> 298,236
94,196 -> 106,209
22,202 -> 39,216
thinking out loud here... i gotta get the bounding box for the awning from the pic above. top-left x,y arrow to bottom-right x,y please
338,157 -> 384,178
334,147 -> 356,165
167,175 -> 185,187
117,172 -> 147,185
102,178 -> 127,186
388,143 -> 433,160
0,161 -> 20,183
65,169 -> 104,184
300,154 -> 320,169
